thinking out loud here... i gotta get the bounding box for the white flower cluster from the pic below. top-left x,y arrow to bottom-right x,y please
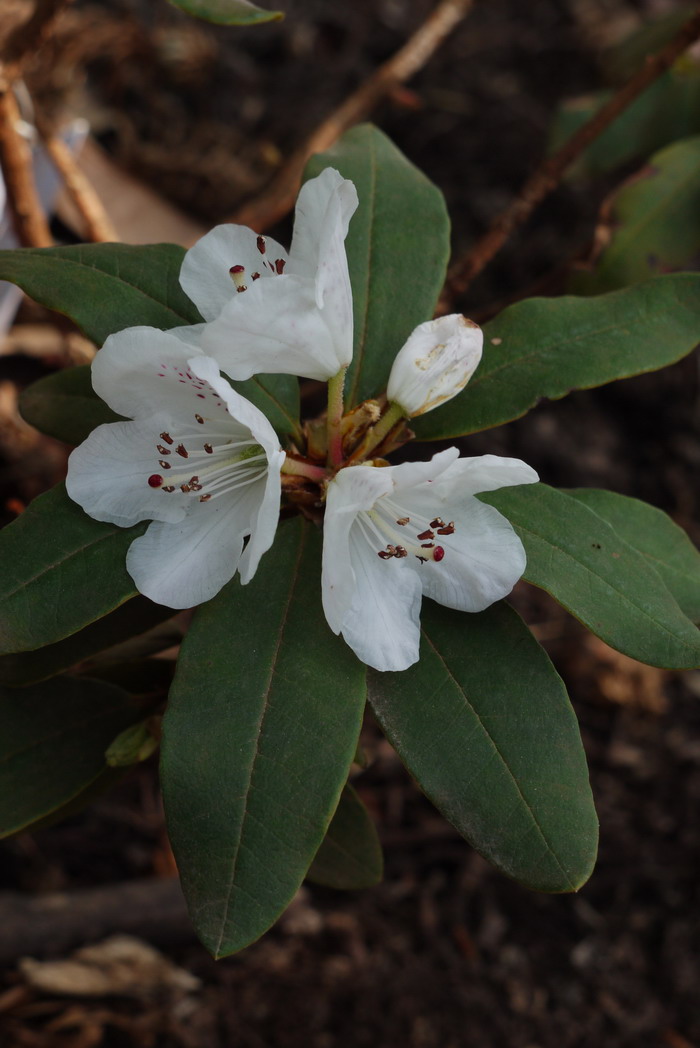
67,169 -> 537,671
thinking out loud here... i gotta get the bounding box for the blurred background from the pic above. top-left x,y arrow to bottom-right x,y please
0,1 -> 699,1045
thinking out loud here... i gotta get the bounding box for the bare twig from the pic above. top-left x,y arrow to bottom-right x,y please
444,5 -> 700,304
35,116 -> 118,242
0,72 -> 52,246
1,0 -> 72,71
232,0 -> 475,231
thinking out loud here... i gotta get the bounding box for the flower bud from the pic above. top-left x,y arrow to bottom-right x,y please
387,314 -> 483,418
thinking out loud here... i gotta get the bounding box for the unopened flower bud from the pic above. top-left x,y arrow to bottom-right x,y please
387,314 -> 483,418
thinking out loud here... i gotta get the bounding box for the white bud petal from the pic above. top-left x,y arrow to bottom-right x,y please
386,314 -> 483,418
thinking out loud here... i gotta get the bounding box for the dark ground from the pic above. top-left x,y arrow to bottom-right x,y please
1,0 -> 699,1045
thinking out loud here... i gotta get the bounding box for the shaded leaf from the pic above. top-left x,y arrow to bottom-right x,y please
370,601 -> 598,893
0,597 -> 174,687
414,275 -> 700,440
570,135 -> 700,294
161,518 -> 367,957
20,366 -> 123,445
565,488 -> 700,623
307,784 -> 383,890
167,0 -> 282,24
0,676 -> 152,837
0,485 -> 145,655
481,484 -> 700,668
305,124 -> 450,407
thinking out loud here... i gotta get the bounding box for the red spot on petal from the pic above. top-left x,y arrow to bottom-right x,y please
197,394 -> 205,399
148,474 -> 163,488
433,546 -> 445,562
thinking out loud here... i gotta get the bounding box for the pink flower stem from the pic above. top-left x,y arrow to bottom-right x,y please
281,456 -> 328,482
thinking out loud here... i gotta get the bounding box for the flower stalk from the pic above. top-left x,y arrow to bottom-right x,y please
326,366 -> 347,468
281,455 -> 328,483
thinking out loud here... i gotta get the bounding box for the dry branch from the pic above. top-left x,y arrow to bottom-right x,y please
444,4 -> 700,303
232,0 -> 475,231
0,73 -> 52,247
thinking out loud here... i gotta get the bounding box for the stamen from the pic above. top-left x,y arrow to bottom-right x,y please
437,522 -> 455,535
275,258 -> 286,274
417,529 -> 435,541
148,474 -> 163,488
160,432 -> 174,444
396,517 -> 410,526
430,518 -> 445,529
159,460 -> 171,470
200,494 -> 212,502
162,485 -> 175,493
229,265 -> 248,293
195,414 -> 204,425
204,443 -> 213,454
257,235 -> 266,255
176,445 -> 189,459
156,445 -> 171,455
252,272 -> 260,280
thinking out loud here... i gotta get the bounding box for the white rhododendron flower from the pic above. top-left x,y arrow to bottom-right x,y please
387,314 -> 483,418
321,449 -> 538,671
179,167 -> 359,382
66,326 -> 285,609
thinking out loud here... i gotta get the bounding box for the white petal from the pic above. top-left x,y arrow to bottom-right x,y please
179,224 -> 288,321
432,455 -> 539,498
66,417 -> 188,527
287,168 -> 357,369
90,327 -> 228,421
239,453 -> 283,584
339,524 -> 423,672
201,273 -> 344,382
417,498 -> 527,612
322,464 -> 394,633
126,493 -> 251,608
187,356 -> 283,461
387,314 -> 483,417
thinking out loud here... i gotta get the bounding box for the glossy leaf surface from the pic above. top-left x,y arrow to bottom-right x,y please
482,484 -> 700,668
0,485 -> 144,655
370,601 -> 598,892
305,124 -> 450,406
307,784 -> 383,890
162,519 -> 367,957
414,275 -> 700,440
565,488 -> 700,624
20,366 -> 123,445
0,676 -> 151,837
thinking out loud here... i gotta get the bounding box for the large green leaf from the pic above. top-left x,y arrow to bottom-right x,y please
481,484 -> 700,668
20,363 -> 299,444
20,366 -> 123,446
306,784 -> 383,890
0,597 -> 174,687
565,488 -> 700,624
414,275 -> 700,440
0,485 -> 145,655
0,244 -> 201,346
161,518 -> 367,957
167,0 -> 282,24
0,676 -> 153,837
305,124 -> 450,407
571,136 -> 700,295
370,601 -> 597,892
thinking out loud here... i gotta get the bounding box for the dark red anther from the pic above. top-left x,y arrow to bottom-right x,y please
195,414 -> 204,424
378,550 -> 393,560
160,432 -> 173,444
148,474 -> 163,488
257,235 -> 266,255
275,258 -> 286,274
417,529 -> 435,541
430,518 -> 445,529
437,523 -> 455,535
433,546 -> 445,562
204,443 -> 213,454
252,272 -> 260,280
176,444 -> 189,459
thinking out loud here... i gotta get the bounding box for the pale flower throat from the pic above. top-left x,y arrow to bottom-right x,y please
360,495 -> 455,564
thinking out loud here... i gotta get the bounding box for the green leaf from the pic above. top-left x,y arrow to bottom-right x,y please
602,6 -> 698,83
167,0 -> 282,24
0,244 -> 201,346
20,363 -> 299,444
305,124 -> 450,407
306,784 -> 383,890
161,518 -> 367,957
0,676 -> 153,837
481,484 -> 700,669
548,67 -> 700,179
0,485 -> 145,655
19,366 -> 123,445
370,601 -> 598,893
565,488 -> 700,624
0,597 -> 174,687
413,275 -> 700,440
106,720 -> 159,767
570,136 -> 700,295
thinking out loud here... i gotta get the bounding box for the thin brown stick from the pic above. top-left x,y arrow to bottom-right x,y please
36,116 -> 118,242
444,5 -> 700,303
1,0 -> 72,71
0,72 -> 52,246
232,0 -> 475,231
